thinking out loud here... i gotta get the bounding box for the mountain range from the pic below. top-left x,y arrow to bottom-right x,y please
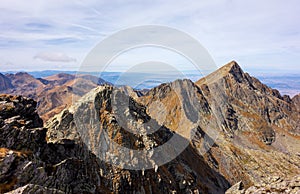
0,72 -> 108,121
2,69 -> 299,96
0,61 -> 299,193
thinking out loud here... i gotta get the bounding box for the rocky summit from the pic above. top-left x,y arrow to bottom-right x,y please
0,61 -> 299,193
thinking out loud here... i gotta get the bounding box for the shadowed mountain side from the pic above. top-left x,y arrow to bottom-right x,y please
0,93 -> 228,193
0,94 -> 112,193
45,85 -> 230,193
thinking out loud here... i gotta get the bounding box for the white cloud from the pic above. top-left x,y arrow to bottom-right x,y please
34,51 -> 76,62
0,0 -> 299,73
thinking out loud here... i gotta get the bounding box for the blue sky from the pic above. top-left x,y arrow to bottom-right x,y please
0,0 -> 299,74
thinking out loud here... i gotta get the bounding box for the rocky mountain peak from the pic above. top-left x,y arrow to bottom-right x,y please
227,61 -> 245,82
6,72 -> 38,83
196,60 -> 246,86
139,62 -> 300,189
14,72 -> 31,76
218,60 -> 242,75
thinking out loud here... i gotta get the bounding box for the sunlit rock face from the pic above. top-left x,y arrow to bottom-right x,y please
46,85 -> 230,193
0,90 -> 229,193
139,61 -> 300,188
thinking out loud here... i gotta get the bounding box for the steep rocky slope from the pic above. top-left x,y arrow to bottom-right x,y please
138,61 -> 300,189
0,91 -> 230,193
196,61 -> 299,136
0,94 -> 111,193
45,86 -> 230,193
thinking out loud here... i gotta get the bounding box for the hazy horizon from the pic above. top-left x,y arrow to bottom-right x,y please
1,66 -> 299,97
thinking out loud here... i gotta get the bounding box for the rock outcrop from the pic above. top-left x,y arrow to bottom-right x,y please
226,175 -> 300,194
0,95 -> 104,193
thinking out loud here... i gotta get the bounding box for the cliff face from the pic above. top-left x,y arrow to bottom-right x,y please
0,94 -> 108,193
198,61 -> 300,186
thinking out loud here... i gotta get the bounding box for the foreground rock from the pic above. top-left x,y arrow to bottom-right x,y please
226,175 -> 300,194
0,94 -> 104,193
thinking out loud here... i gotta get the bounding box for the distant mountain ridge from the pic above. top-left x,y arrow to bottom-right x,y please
2,68 -> 299,96
0,72 -> 109,121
